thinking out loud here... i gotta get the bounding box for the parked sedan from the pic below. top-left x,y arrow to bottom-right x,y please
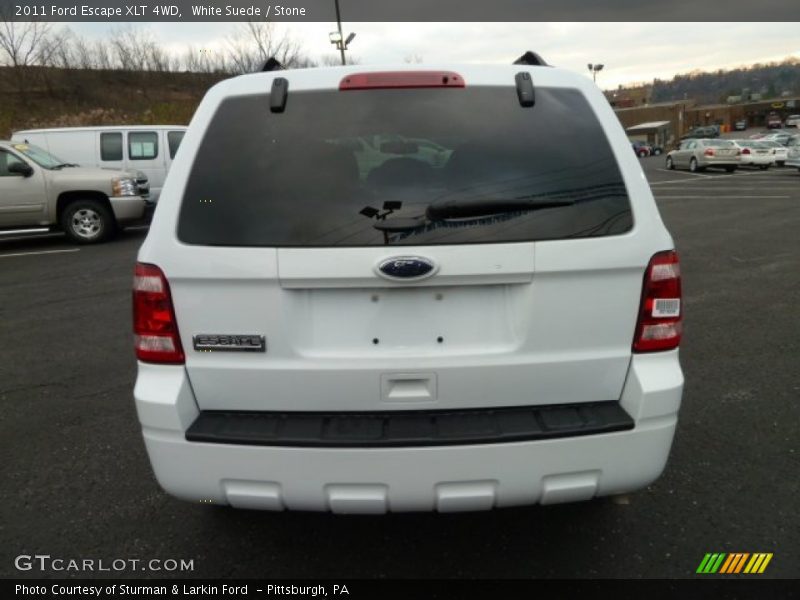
759,140 -> 788,166
730,140 -> 773,169
762,132 -> 794,146
666,139 -> 740,173
784,115 -> 800,128
786,136 -> 800,171
681,126 -> 719,140
631,140 -> 652,157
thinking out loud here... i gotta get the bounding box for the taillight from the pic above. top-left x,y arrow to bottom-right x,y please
633,251 -> 682,353
742,148 -> 751,155
133,262 -> 184,364
704,148 -> 715,156
339,71 -> 465,90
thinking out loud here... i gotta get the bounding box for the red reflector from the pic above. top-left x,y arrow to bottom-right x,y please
633,251 -> 682,353
133,262 -> 184,364
339,71 -> 465,90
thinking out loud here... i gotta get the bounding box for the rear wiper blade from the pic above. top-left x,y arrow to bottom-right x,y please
426,196 -> 574,221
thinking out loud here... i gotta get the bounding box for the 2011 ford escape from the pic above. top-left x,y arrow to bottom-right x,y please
133,56 -> 684,513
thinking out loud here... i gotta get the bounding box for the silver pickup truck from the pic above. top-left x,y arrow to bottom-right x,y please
0,141 -> 146,243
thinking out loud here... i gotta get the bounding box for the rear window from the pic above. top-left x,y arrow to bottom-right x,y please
707,140 -> 734,147
178,86 -> 632,247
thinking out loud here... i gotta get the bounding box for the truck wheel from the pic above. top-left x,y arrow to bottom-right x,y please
61,199 -> 115,244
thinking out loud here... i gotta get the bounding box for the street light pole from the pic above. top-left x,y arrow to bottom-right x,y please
587,63 -> 604,84
334,0 -> 346,65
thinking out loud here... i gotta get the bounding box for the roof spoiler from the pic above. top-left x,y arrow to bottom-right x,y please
261,57 -> 284,72
513,51 -> 549,67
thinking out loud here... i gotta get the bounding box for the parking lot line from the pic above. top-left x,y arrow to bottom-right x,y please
649,171 -> 797,185
655,169 -> 717,179
0,248 -> 80,259
654,195 -> 790,200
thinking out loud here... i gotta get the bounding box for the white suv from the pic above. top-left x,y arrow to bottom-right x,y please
133,59 -> 684,513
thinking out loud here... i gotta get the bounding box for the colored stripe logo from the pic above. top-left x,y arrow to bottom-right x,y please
696,553 -> 773,574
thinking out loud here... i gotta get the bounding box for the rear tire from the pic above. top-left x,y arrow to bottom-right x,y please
653,148 -> 662,156
61,199 -> 115,244
725,166 -> 737,173
759,164 -> 769,170
638,150 -> 647,158
777,161 -> 785,167
666,156 -> 674,170
689,157 -> 699,172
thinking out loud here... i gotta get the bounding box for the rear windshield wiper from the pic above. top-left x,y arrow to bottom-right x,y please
425,196 -> 574,221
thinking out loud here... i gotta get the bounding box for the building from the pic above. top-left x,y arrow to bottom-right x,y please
613,96 -> 800,145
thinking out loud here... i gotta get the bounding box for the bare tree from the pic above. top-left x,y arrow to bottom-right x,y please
94,39 -> 114,70
40,28 -> 76,69
110,27 -> 157,71
0,20 -> 54,68
225,22 -> 307,74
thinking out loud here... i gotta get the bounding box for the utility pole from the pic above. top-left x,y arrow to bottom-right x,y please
334,0 -> 345,66
329,0 -> 356,65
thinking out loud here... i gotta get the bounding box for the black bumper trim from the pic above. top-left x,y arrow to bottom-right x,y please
185,402 -> 634,448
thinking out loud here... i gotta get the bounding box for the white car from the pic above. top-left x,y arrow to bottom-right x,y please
786,136 -> 800,170
133,59 -> 684,513
785,115 -> 800,128
731,140 -> 774,169
758,140 -> 789,166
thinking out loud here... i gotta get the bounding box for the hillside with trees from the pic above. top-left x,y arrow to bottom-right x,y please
648,58 -> 800,104
0,21 -> 350,138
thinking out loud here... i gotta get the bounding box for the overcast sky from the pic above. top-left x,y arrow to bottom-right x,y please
69,22 -> 800,89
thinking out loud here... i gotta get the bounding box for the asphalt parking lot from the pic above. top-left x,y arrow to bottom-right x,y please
1,157 -> 798,579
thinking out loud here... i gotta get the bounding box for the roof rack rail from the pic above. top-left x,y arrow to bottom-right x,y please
261,57 -> 284,72
513,51 -> 549,67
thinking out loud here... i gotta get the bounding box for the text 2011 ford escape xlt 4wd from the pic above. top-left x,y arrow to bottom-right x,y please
133,56 -> 684,513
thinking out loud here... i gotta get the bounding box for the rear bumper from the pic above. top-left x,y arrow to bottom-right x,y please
134,351 -> 683,512
698,158 -> 739,167
109,195 -> 146,223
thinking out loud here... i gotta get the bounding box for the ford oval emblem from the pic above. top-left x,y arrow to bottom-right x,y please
376,256 -> 438,281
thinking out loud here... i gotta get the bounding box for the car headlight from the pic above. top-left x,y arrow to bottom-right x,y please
112,177 -> 138,196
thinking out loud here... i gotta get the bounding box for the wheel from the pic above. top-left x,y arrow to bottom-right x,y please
759,164 -> 769,170
725,166 -> 737,173
689,157 -> 698,172
638,150 -> 647,158
666,156 -> 674,170
653,148 -> 662,156
61,199 -> 115,244
777,161 -> 785,167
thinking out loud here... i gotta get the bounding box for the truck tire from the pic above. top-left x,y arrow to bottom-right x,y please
61,199 -> 115,244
